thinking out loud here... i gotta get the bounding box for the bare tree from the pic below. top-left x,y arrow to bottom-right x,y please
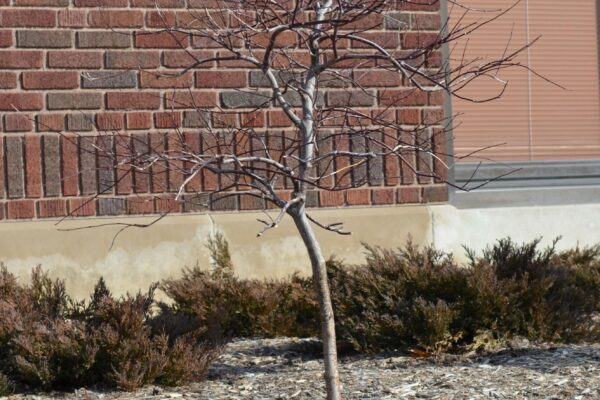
59,1 -> 538,398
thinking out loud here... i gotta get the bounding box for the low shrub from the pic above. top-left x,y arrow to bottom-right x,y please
162,235 -> 600,354
328,243 -> 472,353
162,233 -> 319,339
2,235 -> 599,392
0,267 -> 222,393
331,238 -> 600,353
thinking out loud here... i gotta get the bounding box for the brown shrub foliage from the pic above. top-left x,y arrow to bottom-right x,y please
0,267 -> 222,393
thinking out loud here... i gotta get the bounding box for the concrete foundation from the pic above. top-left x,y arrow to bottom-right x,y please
1,203 -> 599,298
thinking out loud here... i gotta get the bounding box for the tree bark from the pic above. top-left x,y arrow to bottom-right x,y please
292,209 -> 341,400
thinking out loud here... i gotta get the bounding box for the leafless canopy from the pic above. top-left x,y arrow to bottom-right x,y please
59,0 -> 536,238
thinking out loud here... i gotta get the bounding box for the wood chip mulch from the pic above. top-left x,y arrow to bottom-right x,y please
7,337 -> 600,399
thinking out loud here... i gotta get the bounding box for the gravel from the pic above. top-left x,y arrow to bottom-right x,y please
6,337 -> 600,399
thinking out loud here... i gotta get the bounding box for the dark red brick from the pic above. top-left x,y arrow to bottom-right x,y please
62,134 -> 79,196
23,71 -> 79,90
135,31 -> 189,48
107,92 -> 161,110
0,94 -> 43,111
69,197 -> 96,217
38,199 -> 67,218
7,200 -> 35,219
372,188 -> 395,205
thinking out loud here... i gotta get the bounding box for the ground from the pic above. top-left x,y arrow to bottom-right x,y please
6,338 -> 600,399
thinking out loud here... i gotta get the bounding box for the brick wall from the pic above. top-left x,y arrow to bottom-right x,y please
0,1 -> 448,221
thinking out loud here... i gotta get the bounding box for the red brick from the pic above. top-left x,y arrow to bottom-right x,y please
62,135 -> 79,196
135,31 -> 189,48
181,131 -> 200,192
340,13 -> 383,30
96,113 -> 124,130
397,186 -> 421,204
397,0 -> 440,11
107,92 -> 161,110
48,51 -> 103,69
155,112 -> 181,129
22,71 -> 79,90
240,111 -> 264,128
116,134 -> 132,195
212,112 -> 237,128
140,71 -> 192,88
69,197 -> 96,217
268,110 -> 294,127
165,91 -> 217,108
379,89 -> 428,106
195,71 -> 247,88
246,31 -> 296,48
383,128 -> 400,186
127,196 -> 155,214
346,189 -> 370,205
351,32 -> 399,49
89,10 -> 144,28
162,50 -> 214,68
24,135 -> 42,198
0,9 -> 56,27
372,188 -> 395,205
38,199 -> 67,218
0,51 -> 43,69
7,200 -> 35,219
149,133 -> 167,193
428,91 -> 444,106
353,70 -> 402,87
14,0 -> 69,5
4,114 -> 33,132
0,72 -> 17,89
319,191 -> 344,207
201,137 -> 218,191
166,133 -> 184,191
239,195 -> 265,211
74,0 -> 127,6
132,133 -> 150,193
155,195 -> 180,213
398,108 -> 421,125
0,31 -> 12,47
145,10 -> 176,28
36,114 -> 65,132
132,0 -> 184,6
423,108 -> 444,125
127,112 -> 152,130
58,10 -> 86,28
402,32 -> 439,49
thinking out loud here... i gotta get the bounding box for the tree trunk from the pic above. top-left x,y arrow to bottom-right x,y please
292,209 -> 341,400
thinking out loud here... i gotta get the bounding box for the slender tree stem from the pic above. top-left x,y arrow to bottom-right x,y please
292,208 -> 341,400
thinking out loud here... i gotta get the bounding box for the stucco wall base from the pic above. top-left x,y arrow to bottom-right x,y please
0,206 -> 431,299
2,203 -> 600,299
